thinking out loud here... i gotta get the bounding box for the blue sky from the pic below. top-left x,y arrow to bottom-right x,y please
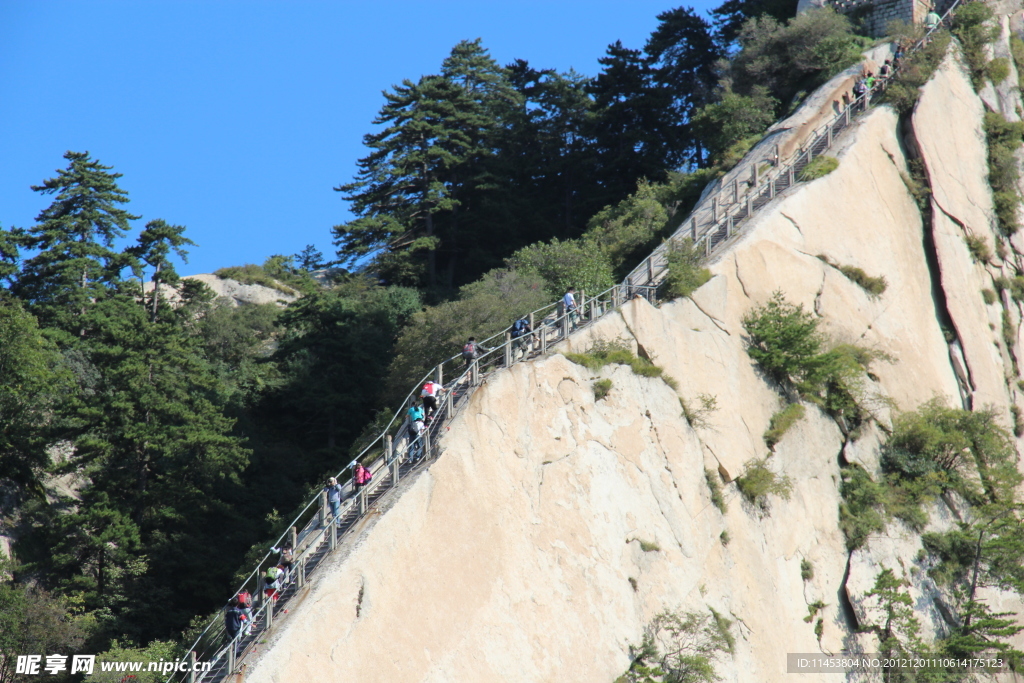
1,0 -> 716,276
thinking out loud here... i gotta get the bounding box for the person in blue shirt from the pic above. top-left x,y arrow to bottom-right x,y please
562,287 -> 579,331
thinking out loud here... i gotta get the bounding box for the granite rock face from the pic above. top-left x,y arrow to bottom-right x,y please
244,30 -> 1024,683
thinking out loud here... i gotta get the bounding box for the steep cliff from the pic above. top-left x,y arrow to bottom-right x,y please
242,37 -> 1024,683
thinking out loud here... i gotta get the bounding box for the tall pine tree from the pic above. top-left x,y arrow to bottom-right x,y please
15,151 -> 139,337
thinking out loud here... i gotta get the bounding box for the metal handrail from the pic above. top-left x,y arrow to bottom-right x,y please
170,8 -> 968,678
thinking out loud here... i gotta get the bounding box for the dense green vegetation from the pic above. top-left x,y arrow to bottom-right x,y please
2,0 -> 981,673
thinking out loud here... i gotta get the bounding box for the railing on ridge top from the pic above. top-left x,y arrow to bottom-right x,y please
620,0 -> 963,296
169,7 -> 964,681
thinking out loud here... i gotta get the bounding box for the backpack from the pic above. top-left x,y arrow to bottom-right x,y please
462,342 -> 477,359
265,566 -> 280,583
511,319 -> 528,337
237,591 -> 251,608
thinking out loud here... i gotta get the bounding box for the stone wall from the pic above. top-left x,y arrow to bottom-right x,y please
807,0 -> 949,37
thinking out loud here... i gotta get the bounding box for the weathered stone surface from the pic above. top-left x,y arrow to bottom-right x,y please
244,39 -> 1024,683
144,273 -> 298,307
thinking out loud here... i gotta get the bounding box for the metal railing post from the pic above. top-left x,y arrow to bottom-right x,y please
319,491 -> 328,528
704,238 -> 710,257
540,325 -> 548,353
298,557 -> 305,588
827,124 -> 833,147
227,637 -> 236,674
435,364 -> 442,386
330,517 -> 337,549
266,598 -> 274,630
359,488 -> 366,516
807,142 -> 814,163
733,177 -> 739,203
711,197 -> 718,223
424,426 -> 432,461
504,332 -> 512,366
471,359 -> 479,386
846,105 -> 851,125
289,526 -> 297,551
385,434 -> 393,465
188,651 -> 197,683
788,166 -> 795,186
746,194 -> 752,216
590,296 -> 598,322
727,215 -> 733,238
446,387 -> 454,415
752,162 -> 759,186
690,216 -> 697,241
769,178 -> 775,199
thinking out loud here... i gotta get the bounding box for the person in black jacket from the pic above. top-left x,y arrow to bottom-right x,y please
225,598 -> 243,655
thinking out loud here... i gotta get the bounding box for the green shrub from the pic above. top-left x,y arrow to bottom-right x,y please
682,393 -> 718,429
804,600 -> 826,622
729,9 -> 864,117
839,464 -> 888,550
691,89 -> 778,164
736,458 -> 793,509
880,32 -> 950,113
1013,405 -> 1024,437
743,292 -> 880,424
801,559 -> 814,581
798,156 -> 839,181
661,238 -> 711,300
720,530 -> 731,545
638,539 -> 661,552
742,292 -> 824,386
214,264 -> 299,295
594,378 -> 613,401
585,179 -> 673,279
764,403 -> 806,449
984,111 -> 1024,236
987,57 -> 1011,85
618,610 -> 734,683
982,288 -> 997,305
952,2 -> 998,90
1011,36 -> 1024,91
965,234 -> 991,262
506,237 -> 614,298
705,468 -> 728,513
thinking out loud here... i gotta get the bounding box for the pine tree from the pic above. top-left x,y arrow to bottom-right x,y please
15,151 -> 140,336
587,42 -> 675,202
0,299 -> 74,494
0,224 -> 24,288
127,219 -> 195,322
646,8 -> 724,166
334,74 -> 469,288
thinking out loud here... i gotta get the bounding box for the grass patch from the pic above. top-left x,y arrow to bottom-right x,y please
661,238 -> 711,300
818,255 -> 887,297
566,339 -> 675,388
987,57 -> 1010,85
593,378 -> 613,401
764,403 -> 806,449
804,600 -> 826,622
839,265 -> 887,296
736,458 -> 793,510
720,530 -> 730,546
637,539 -> 661,552
801,559 -> 814,581
982,288 -> 997,305
682,393 -> 718,429
705,468 -> 728,513
1013,405 -> 1024,437
965,234 -> 992,263
798,156 -> 838,181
